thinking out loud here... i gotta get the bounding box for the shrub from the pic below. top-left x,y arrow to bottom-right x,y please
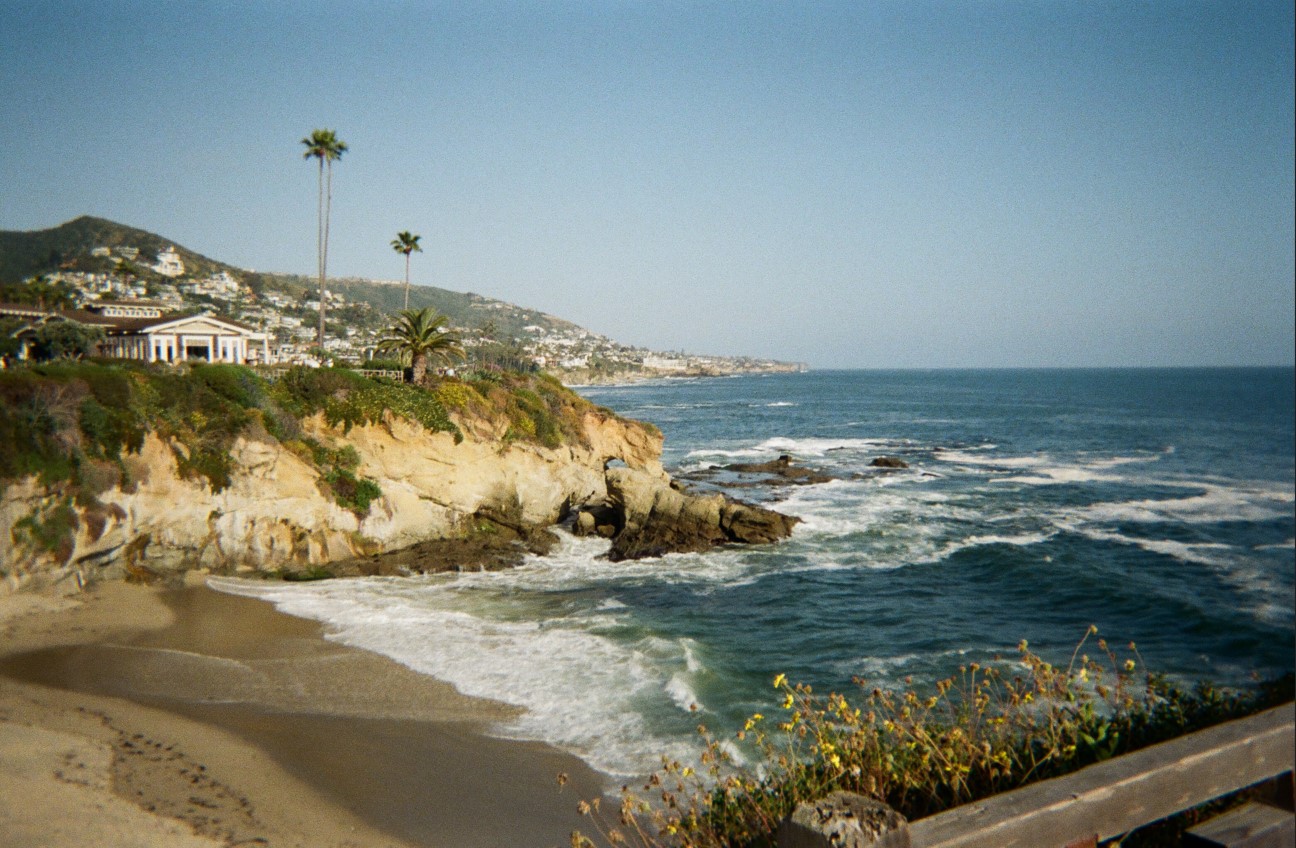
270,366 -> 461,441
0,374 -> 83,484
12,496 -> 79,561
189,362 -> 265,408
323,467 -> 383,516
571,628 -> 1294,848
434,379 -> 483,411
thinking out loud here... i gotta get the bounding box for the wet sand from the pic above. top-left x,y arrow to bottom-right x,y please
0,579 -> 609,848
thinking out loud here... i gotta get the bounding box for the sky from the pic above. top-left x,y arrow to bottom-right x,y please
1,1 -> 1292,368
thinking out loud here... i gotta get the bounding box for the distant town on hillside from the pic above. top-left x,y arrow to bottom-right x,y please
0,216 -> 805,382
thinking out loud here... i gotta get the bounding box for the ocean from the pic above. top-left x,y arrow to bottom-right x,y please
215,368 -> 1295,780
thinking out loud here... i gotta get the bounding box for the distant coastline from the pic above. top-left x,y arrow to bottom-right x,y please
0,215 -> 806,381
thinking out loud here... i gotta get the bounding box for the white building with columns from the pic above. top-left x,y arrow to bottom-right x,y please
99,312 -> 271,364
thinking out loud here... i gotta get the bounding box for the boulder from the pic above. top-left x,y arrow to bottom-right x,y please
723,454 -> 836,485
776,791 -> 909,848
604,467 -> 798,561
869,456 -> 909,469
573,503 -> 622,539
721,502 -> 801,545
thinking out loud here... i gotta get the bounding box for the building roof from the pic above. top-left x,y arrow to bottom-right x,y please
86,299 -> 169,310
103,311 -> 263,337
2,303 -> 264,339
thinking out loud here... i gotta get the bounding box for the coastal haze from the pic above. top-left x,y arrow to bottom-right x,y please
2,2 -> 1293,368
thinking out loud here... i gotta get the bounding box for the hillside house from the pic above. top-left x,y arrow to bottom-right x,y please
5,304 -> 270,364
99,312 -> 270,363
152,246 -> 185,277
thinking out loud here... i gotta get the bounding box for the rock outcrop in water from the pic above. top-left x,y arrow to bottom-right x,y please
1,382 -> 797,591
581,467 -> 799,562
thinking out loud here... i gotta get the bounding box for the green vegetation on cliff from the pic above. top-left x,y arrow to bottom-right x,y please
0,362 -> 608,515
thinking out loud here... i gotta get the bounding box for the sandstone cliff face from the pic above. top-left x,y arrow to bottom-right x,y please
1,407 -> 665,593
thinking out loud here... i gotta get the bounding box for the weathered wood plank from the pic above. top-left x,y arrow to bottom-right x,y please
1184,802 -> 1295,848
908,703 -> 1295,848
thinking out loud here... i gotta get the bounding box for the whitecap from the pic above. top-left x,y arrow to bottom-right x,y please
935,449 -> 1049,468
1080,482 -> 1294,525
683,447 -> 769,461
665,674 -> 704,712
995,468 -> 1121,486
756,436 -> 907,457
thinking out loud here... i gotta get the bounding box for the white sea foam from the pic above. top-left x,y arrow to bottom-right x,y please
1080,482 -> 1294,525
756,436 -> 908,457
996,467 -> 1122,485
212,566 -> 710,777
841,646 -> 1006,684
682,639 -> 704,673
935,449 -> 1050,468
935,449 -> 1168,486
1061,526 -> 1293,625
666,674 -> 704,712
683,447 -> 769,461
1074,527 -> 1236,567
936,531 -> 1057,556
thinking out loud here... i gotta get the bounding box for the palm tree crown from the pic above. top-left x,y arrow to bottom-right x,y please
301,128 -> 348,164
301,128 -> 348,349
391,230 -> 423,310
376,308 -> 464,385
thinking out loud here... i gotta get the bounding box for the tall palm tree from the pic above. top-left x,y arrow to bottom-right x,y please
390,230 -> 422,310
376,308 -> 465,385
301,128 -> 348,348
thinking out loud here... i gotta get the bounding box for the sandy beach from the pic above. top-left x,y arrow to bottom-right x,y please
0,578 -> 609,848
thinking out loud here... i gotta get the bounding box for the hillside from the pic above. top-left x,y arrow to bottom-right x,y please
0,216 -> 235,284
253,272 -> 582,341
1,217 -> 573,335
0,216 -> 805,377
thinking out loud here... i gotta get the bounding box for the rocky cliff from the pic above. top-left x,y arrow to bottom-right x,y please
1,390 -> 795,593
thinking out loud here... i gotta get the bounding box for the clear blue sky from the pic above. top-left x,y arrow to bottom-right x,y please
2,1 -> 1292,368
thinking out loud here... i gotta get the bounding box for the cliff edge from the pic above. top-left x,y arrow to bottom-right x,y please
1,364 -> 795,593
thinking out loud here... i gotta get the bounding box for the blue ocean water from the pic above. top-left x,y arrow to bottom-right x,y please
218,368 -> 1295,779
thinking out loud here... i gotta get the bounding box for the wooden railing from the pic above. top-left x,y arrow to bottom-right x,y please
251,366 -> 404,383
779,703 -> 1294,848
355,368 -> 403,381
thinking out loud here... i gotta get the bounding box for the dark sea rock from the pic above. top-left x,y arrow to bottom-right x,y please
323,513 -> 559,576
573,503 -> 621,539
869,456 -> 909,469
676,454 -> 837,489
721,454 -> 837,485
602,467 -> 799,562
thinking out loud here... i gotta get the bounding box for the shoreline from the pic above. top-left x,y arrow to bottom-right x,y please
0,579 -> 608,848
